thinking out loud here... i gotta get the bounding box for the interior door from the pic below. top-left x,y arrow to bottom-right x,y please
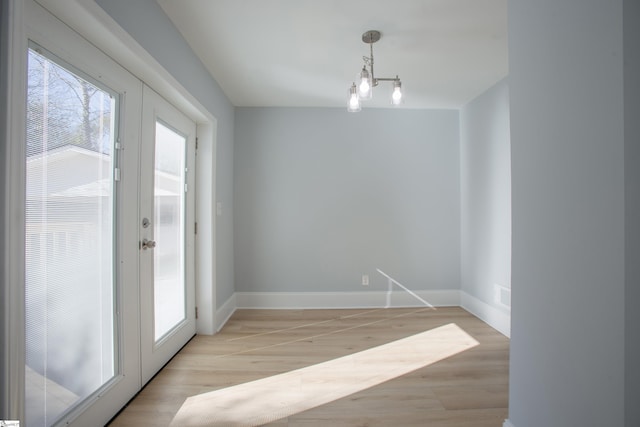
140,85 -> 197,383
23,1 -> 142,425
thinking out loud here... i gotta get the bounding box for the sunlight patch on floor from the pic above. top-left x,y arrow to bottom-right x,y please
170,323 -> 479,427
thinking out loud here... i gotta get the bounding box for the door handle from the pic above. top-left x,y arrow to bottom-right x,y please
141,238 -> 156,250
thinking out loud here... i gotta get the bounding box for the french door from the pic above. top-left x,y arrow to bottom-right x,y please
139,86 -> 197,384
22,1 -> 196,425
23,2 -> 142,424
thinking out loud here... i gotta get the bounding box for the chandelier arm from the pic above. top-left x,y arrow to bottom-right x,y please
369,40 -> 376,86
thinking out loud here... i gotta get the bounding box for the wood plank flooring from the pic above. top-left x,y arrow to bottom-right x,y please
107,307 -> 509,426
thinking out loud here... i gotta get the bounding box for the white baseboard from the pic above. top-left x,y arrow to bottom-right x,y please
460,291 -> 510,337
235,290 -> 460,309
503,419 -> 515,427
215,293 -> 237,332
213,291 -> 511,340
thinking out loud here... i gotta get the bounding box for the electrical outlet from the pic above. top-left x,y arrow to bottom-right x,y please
362,274 -> 369,286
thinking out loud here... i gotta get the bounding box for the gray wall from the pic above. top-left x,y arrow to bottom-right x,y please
94,0 -> 236,307
460,78 -> 511,308
234,107 -> 460,294
624,0 -> 640,425
508,0 -> 626,426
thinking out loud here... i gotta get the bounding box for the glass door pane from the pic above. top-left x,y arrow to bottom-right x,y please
25,46 -> 117,426
140,84 -> 195,384
153,122 -> 186,341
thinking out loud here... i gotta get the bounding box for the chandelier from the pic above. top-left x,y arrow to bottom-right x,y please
348,30 -> 403,112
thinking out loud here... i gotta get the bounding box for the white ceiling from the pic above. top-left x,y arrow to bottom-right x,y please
157,0 -> 508,110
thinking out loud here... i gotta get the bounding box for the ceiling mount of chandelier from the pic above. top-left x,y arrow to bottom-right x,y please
348,30 -> 403,112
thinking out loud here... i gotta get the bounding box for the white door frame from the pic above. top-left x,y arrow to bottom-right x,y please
11,1 -> 144,424
1,0 -> 218,423
29,0 -> 220,335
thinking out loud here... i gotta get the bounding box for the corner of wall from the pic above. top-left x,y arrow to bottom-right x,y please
459,78 -> 511,332
460,291 -> 510,337
215,293 -> 237,333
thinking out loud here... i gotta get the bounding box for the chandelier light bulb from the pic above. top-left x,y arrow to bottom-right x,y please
349,93 -> 360,110
359,79 -> 370,96
347,83 -> 361,112
391,79 -> 403,105
358,67 -> 372,99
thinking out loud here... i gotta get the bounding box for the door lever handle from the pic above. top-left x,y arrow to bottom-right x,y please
141,238 -> 156,250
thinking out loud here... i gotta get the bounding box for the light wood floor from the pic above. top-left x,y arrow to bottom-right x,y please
108,307 -> 509,426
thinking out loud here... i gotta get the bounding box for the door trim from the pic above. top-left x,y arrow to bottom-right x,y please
3,0 -> 219,421
2,0 -> 27,421
33,0 -> 219,334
